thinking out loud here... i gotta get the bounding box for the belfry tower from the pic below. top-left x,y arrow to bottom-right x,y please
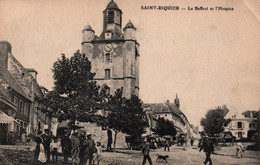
81,0 -> 140,98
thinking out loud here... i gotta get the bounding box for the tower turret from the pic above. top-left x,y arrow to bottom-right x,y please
82,25 -> 95,42
123,20 -> 136,40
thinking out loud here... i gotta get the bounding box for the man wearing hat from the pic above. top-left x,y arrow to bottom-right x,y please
61,130 -> 72,164
83,134 -> 96,165
41,128 -> 51,163
199,135 -> 214,165
71,131 -> 80,163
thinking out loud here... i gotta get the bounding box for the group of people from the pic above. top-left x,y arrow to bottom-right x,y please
33,129 -> 102,165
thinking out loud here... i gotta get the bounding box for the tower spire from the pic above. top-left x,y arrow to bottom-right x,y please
101,0 -> 123,39
174,93 -> 180,108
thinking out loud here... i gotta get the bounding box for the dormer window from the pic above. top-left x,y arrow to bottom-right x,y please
105,32 -> 112,40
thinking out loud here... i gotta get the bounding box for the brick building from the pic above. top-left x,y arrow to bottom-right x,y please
81,0 -> 139,98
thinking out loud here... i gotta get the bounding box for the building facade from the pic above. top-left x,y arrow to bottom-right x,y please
144,95 -> 198,139
81,0 -> 139,98
0,41 -> 49,143
224,112 -> 258,140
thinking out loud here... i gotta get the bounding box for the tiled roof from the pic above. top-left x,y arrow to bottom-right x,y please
0,63 -> 31,101
123,20 -> 136,31
106,0 -> 120,11
144,102 -> 183,115
82,25 -> 95,33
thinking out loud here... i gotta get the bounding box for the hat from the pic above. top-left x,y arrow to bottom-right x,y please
44,125 -> 48,130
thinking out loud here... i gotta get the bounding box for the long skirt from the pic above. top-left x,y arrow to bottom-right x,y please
38,144 -> 46,163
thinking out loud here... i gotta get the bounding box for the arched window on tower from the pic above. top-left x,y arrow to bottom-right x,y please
107,10 -> 114,23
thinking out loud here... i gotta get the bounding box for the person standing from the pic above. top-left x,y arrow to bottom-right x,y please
190,136 -> 194,146
236,142 -> 244,158
107,129 -> 112,152
61,131 -> 72,164
33,131 -> 43,163
164,138 -> 170,152
41,129 -> 51,163
79,131 -> 86,165
83,134 -> 96,165
71,131 -> 80,164
93,142 -> 102,165
199,136 -> 214,165
50,136 -> 60,163
142,137 -> 152,165
21,131 -> 27,143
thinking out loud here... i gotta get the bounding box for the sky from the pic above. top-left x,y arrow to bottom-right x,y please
0,0 -> 259,127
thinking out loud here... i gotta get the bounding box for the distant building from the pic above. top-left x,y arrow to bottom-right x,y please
224,111 -> 258,140
144,95 -> 198,139
0,41 -> 49,144
81,0 -> 139,98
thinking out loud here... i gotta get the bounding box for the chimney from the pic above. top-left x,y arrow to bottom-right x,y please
249,111 -> 253,118
0,41 -> 12,68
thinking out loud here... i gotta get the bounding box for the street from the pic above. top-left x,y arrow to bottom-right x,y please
0,142 -> 259,165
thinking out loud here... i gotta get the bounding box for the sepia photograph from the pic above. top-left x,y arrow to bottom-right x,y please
0,0 -> 259,164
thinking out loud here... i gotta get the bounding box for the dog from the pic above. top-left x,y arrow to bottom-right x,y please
156,154 -> 169,163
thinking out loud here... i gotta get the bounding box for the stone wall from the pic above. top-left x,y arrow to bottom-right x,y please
78,122 -> 128,148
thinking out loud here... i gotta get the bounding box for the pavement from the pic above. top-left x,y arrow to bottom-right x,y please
0,142 -> 259,165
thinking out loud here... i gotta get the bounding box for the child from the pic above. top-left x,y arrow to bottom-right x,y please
93,142 -> 102,165
50,137 -> 60,163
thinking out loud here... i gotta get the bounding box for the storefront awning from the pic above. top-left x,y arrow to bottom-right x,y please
0,110 -> 20,125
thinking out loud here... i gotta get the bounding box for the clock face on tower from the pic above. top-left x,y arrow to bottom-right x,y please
104,43 -> 113,52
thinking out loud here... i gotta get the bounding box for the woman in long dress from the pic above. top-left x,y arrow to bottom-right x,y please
34,131 -> 43,163
38,138 -> 47,163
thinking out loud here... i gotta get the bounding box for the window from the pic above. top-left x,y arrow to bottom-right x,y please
105,69 -> 110,79
238,132 -> 243,138
19,100 -> 23,114
14,97 -> 18,106
11,96 -> 14,103
229,123 -> 232,128
24,104 -> 29,116
238,122 -> 242,128
106,53 -> 111,62
107,11 -> 114,23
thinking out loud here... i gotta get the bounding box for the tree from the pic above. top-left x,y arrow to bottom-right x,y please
122,95 -> 148,139
104,88 -> 148,152
40,50 -> 107,122
152,117 -> 177,137
200,107 -> 231,137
